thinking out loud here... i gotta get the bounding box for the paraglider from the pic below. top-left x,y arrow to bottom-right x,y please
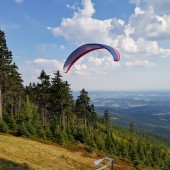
63,43 -> 120,73
86,103 -> 91,112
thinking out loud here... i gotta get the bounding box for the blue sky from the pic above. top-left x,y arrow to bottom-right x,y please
1,0 -> 170,91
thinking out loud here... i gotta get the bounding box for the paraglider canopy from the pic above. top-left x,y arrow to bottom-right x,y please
63,43 -> 120,73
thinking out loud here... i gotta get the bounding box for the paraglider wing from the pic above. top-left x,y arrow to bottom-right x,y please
86,103 -> 91,112
63,43 -> 120,73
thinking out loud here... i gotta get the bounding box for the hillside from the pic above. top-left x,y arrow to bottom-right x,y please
0,30 -> 169,170
0,134 -> 150,170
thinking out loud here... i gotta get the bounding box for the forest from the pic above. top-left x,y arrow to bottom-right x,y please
0,29 -> 170,169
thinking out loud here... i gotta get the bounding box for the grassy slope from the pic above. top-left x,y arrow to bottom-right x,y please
0,134 -> 152,170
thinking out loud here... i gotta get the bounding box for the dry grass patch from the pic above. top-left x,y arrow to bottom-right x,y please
0,134 -> 152,170
0,134 -> 95,169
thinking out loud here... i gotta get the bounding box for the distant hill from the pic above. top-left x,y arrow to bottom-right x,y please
0,134 -> 150,170
74,90 -> 170,138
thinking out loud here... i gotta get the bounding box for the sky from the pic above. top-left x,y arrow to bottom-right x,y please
1,0 -> 170,91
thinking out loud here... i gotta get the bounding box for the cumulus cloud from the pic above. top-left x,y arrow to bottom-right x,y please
47,0 -> 116,45
125,59 -> 156,67
20,59 -> 64,85
28,58 -> 63,71
129,6 -> 170,40
47,0 -> 170,75
116,36 -> 170,57
129,0 -> 170,15
69,54 -> 120,75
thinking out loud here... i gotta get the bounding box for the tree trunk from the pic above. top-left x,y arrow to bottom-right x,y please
84,113 -> 87,129
0,85 -> 2,120
61,103 -> 66,129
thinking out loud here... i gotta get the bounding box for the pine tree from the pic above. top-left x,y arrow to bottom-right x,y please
103,110 -> 110,131
0,30 -> 12,120
86,104 -> 98,135
37,70 -> 51,125
0,30 -> 23,120
5,63 -> 24,117
75,88 -> 91,129
49,71 -> 73,130
62,81 -> 74,127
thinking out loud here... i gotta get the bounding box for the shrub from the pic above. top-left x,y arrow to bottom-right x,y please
0,120 -> 8,133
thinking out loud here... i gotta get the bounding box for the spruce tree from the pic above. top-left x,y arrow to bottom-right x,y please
49,71 -> 73,130
5,63 -> 24,117
103,110 -> 110,131
0,30 -> 12,120
0,30 -> 23,120
75,88 -> 91,129
37,70 -> 51,125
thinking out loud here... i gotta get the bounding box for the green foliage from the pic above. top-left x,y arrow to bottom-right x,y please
26,121 -> 36,136
53,128 -> 69,144
1,29 -> 170,169
17,122 -> 30,137
37,127 -> 46,140
94,133 -> 105,150
129,122 -> 135,134
44,125 -> 52,139
162,158 -> 170,170
0,120 -> 8,133
74,128 -> 86,143
65,126 -> 75,143
3,113 -> 17,134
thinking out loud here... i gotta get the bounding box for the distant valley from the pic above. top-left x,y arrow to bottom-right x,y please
74,90 -> 170,138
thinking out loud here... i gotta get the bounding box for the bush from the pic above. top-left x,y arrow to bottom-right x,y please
37,127 -> 46,140
16,122 -> 30,137
74,128 -> 86,143
53,128 -> 69,144
44,125 -> 52,139
0,120 -> 8,133
133,159 -> 141,168
3,114 -> 17,132
26,122 -> 36,137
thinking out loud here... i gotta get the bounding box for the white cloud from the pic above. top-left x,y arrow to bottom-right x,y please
47,0 -> 116,45
69,55 -> 120,75
28,58 -> 63,71
35,44 -> 47,51
59,45 -> 65,49
116,36 -> 170,57
125,60 -> 156,67
79,0 -> 95,17
129,0 -> 141,6
129,6 -> 170,40
66,2 -> 78,10
47,0 -> 170,76
35,43 -> 65,51
0,23 -> 19,31
88,56 -> 120,69
73,63 -> 89,75
14,0 -> 24,4
130,0 -> 170,15
19,58 -> 64,85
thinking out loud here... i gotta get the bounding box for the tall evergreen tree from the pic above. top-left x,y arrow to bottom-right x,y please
103,110 -> 110,131
0,30 -> 23,120
37,70 -> 51,125
75,89 -> 91,128
49,71 -> 73,130
87,104 -> 97,132
62,81 -> 74,127
5,63 -> 24,117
